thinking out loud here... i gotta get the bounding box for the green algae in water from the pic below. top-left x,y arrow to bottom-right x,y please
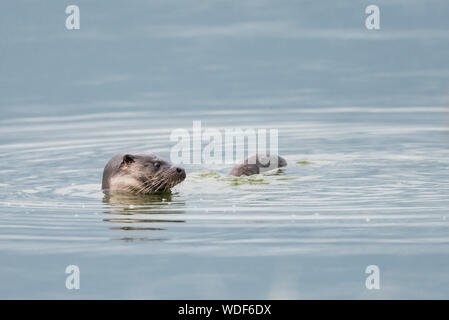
225,176 -> 270,186
296,161 -> 314,165
197,172 -> 221,179
195,171 -> 269,185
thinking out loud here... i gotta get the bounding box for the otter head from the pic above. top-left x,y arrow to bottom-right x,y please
102,153 -> 186,194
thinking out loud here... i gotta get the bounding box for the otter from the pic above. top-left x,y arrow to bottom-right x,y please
102,154 -> 186,194
230,154 -> 287,176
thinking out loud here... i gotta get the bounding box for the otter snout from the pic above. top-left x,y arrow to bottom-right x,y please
175,167 -> 186,180
174,166 -> 186,180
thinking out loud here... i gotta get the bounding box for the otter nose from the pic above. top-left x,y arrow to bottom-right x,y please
175,167 -> 186,179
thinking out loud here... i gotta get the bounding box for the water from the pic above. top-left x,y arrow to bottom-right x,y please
1,1 -> 449,299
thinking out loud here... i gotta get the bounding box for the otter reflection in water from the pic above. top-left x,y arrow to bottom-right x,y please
103,191 -> 185,241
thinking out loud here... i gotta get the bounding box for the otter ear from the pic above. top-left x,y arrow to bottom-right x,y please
122,154 -> 135,165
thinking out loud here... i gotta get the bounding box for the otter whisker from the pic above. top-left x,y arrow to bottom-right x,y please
145,178 -> 166,193
154,180 -> 168,192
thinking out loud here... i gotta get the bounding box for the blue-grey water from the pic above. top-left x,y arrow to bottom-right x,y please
1,1 -> 449,299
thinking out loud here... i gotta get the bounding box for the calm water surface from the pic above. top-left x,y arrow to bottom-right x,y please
1,1 -> 449,299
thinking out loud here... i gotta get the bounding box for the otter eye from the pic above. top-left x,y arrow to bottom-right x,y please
154,163 -> 161,169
